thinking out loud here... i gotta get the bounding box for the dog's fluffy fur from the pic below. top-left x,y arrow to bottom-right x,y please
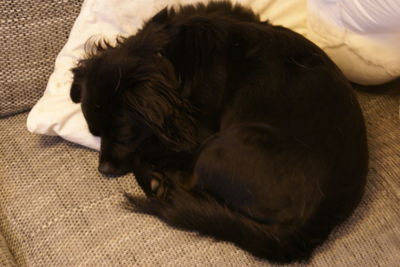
70,1 -> 368,263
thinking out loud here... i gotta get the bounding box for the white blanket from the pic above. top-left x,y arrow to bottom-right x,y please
307,0 -> 400,85
26,0 -> 307,150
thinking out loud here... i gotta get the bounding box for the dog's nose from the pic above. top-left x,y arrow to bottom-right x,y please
98,161 -> 119,175
98,161 -> 130,176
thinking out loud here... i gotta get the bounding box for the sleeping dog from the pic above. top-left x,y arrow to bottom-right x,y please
70,1 -> 368,263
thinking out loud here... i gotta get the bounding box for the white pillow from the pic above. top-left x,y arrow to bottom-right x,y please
27,0 -> 307,150
307,0 -> 400,85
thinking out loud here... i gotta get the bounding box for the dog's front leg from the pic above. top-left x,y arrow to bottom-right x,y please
133,152 -> 195,199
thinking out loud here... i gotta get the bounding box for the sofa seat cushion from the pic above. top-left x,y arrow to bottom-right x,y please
1,89 -> 400,266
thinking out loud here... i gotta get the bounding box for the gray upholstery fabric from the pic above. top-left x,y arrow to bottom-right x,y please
1,88 -> 399,266
0,0 -> 83,117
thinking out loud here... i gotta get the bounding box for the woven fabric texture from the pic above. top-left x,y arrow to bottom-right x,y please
1,88 -> 400,266
0,232 -> 16,267
0,0 -> 83,117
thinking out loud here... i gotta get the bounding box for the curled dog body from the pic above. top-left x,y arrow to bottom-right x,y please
70,2 -> 368,263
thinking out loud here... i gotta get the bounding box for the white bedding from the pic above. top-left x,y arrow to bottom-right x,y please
307,0 -> 400,85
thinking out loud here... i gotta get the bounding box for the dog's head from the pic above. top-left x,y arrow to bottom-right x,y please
70,24 -> 198,175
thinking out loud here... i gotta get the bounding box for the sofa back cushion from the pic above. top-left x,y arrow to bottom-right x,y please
0,0 -> 83,117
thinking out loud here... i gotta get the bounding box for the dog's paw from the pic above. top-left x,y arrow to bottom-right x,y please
149,172 -> 169,199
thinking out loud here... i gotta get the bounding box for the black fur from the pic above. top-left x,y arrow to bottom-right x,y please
70,1 -> 368,263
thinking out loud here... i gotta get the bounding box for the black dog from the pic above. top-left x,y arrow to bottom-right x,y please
70,1 -> 368,263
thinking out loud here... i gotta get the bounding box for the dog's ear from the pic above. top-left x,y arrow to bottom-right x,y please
149,7 -> 171,25
123,61 -> 198,152
70,66 -> 85,103
71,37 -> 117,104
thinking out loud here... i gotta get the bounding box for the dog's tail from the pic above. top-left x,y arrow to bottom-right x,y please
125,186 -> 324,264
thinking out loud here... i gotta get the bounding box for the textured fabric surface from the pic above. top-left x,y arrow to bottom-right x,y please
1,88 -> 400,266
0,0 -> 83,117
0,233 -> 16,266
